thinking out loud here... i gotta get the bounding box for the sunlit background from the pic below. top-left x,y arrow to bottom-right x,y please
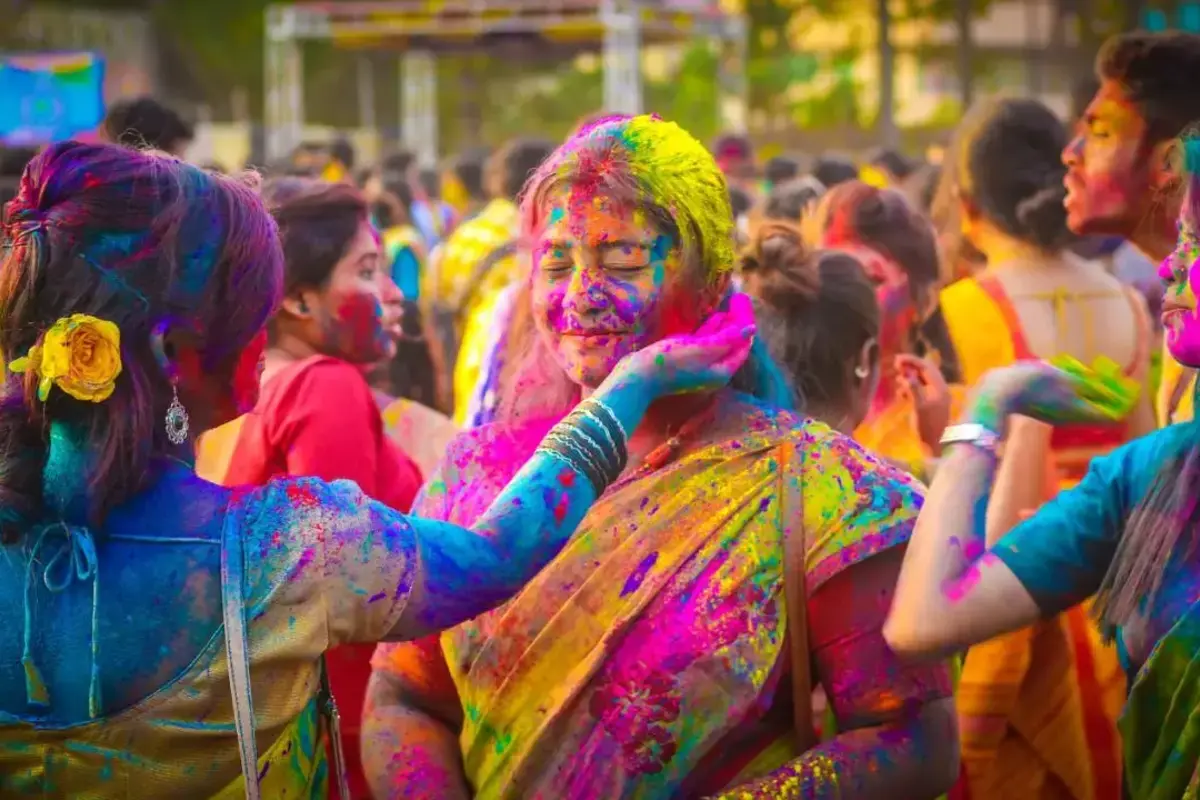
0,0 -> 1190,168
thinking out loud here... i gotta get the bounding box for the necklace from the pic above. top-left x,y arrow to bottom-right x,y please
611,397 -> 720,490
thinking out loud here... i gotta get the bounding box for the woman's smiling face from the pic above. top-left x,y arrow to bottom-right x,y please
530,188 -> 702,389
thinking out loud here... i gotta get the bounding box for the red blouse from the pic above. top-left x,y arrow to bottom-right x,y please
226,354 -> 423,799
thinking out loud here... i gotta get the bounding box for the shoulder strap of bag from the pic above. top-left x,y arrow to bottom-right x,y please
779,443 -> 818,754
220,509 -> 261,800
322,655 -> 352,799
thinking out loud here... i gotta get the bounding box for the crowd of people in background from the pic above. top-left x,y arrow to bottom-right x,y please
8,25 -> 1200,800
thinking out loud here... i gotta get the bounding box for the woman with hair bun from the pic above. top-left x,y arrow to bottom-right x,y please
936,96 -> 1145,800
741,221 -> 881,432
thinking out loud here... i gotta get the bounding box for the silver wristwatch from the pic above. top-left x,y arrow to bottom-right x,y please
939,422 -> 1000,453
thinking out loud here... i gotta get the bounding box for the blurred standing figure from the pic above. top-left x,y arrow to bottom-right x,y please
101,97 -> 193,157
423,138 -> 554,421
323,137 -> 355,183
442,147 -> 491,223
711,131 -> 758,194
938,96 -> 1143,800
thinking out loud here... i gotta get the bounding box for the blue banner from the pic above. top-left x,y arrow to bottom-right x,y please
0,52 -> 105,145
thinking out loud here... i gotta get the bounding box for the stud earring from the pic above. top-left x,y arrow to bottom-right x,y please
854,365 -> 870,379
165,383 -> 190,445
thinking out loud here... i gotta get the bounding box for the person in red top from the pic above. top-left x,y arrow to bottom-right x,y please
219,177 -> 422,798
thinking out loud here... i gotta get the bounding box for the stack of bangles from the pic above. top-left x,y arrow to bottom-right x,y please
536,396 -> 629,495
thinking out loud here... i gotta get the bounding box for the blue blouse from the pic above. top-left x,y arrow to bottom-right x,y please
992,420 -> 1200,675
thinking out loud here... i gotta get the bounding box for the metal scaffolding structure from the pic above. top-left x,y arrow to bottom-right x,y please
264,0 -> 747,164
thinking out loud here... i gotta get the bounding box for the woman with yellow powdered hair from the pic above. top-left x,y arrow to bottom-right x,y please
364,114 -> 958,800
935,96 -> 1148,800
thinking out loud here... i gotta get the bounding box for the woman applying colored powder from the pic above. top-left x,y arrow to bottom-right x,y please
886,135 -> 1200,800
0,141 -> 752,797
365,115 -> 958,800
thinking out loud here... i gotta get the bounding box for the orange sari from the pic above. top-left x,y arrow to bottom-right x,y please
940,275 -> 1139,800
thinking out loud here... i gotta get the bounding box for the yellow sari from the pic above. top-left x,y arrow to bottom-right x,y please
391,394 -> 926,799
1157,344 -> 1195,426
940,274 -> 1131,800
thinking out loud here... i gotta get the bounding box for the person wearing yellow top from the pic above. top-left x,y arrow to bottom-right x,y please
422,138 -> 554,422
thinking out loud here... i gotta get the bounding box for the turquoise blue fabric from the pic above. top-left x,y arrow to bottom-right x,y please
991,420 -> 1200,676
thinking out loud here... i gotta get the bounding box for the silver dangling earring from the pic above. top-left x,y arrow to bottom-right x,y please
165,383 -> 190,445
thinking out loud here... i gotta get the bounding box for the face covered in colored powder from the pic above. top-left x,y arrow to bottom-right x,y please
1159,203 -> 1200,366
306,220 -> 402,364
531,188 -> 703,389
1063,80 -> 1155,237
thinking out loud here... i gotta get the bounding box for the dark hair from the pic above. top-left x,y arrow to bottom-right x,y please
812,154 -> 859,188
417,167 -> 440,200
452,147 -> 490,200
383,150 -> 416,175
0,142 -> 282,540
711,132 -> 753,161
497,137 -> 555,200
954,97 -> 1072,251
868,147 -> 916,180
728,186 -> 753,219
1096,32 -> 1200,145
811,180 -> 961,381
373,171 -> 416,230
1070,74 -> 1101,125
330,138 -> 356,170
812,180 -> 940,292
764,176 -> 825,222
742,221 -> 879,414
265,178 -> 369,296
102,97 -> 194,153
765,155 -> 802,185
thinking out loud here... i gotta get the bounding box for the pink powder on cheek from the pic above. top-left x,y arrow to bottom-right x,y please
331,291 -> 386,359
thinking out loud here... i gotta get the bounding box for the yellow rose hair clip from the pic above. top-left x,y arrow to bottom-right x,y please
1049,354 -> 1140,421
8,314 -> 123,403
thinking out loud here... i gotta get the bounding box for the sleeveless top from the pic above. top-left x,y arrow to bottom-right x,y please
942,274 -> 1151,484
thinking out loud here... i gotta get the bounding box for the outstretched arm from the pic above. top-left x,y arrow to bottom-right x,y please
885,367 -> 1131,660
391,372 -> 649,639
